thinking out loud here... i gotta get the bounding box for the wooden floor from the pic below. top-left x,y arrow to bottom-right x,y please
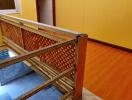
84,41 -> 132,100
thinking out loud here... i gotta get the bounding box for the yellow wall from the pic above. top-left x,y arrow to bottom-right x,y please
10,0 -> 37,21
56,0 -> 84,32
0,0 -> 37,45
56,0 -> 132,49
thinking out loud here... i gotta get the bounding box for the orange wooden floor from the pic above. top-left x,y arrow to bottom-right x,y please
84,41 -> 132,100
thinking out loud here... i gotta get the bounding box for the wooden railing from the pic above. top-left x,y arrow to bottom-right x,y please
0,13 -> 88,100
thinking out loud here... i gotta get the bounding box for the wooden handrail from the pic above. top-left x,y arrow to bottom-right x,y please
16,67 -> 75,100
0,13 -> 80,38
0,18 -> 64,41
0,39 -> 76,68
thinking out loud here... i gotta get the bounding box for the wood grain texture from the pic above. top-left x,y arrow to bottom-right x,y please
74,35 -> 88,99
84,41 -> 132,100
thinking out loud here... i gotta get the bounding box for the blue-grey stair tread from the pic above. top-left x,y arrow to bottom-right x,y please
0,73 -> 63,100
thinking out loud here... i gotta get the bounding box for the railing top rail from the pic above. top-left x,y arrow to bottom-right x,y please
0,13 -> 81,38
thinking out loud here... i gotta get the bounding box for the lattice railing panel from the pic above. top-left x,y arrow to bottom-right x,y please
0,21 -> 76,77
1,21 -> 24,47
40,44 -> 76,73
22,29 -> 76,76
22,29 -> 57,51
22,30 -> 39,51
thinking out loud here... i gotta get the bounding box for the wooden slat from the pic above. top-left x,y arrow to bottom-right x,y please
0,38 -> 76,68
0,45 -> 7,51
61,91 -> 73,100
16,67 -> 75,100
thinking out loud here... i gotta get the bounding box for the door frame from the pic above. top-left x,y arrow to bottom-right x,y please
36,0 -> 56,26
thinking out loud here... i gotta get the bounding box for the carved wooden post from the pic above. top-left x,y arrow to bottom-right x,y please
74,34 -> 88,99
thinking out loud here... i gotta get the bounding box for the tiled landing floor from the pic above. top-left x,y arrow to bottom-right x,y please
82,88 -> 102,100
66,88 -> 102,100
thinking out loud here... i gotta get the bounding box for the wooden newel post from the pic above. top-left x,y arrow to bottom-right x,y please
74,34 -> 88,99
